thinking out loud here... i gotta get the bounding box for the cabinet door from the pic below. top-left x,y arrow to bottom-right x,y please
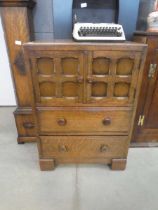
133,39 -> 158,143
86,51 -> 141,106
30,51 -> 84,106
143,50 -> 158,128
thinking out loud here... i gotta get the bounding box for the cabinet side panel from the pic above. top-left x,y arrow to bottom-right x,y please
1,7 -> 33,106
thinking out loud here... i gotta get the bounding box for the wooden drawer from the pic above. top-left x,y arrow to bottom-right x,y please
37,108 -> 132,134
39,136 -> 128,160
14,113 -> 36,137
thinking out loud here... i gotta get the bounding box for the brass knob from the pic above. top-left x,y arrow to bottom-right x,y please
77,76 -> 84,83
102,118 -> 111,126
58,145 -> 68,152
100,145 -> 108,153
23,122 -> 35,129
57,118 -> 67,126
87,76 -> 93,83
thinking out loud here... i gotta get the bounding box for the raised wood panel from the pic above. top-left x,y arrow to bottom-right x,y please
62,57 -> 79,75
114,82 -> 130,97
37,57 -> 54,75
92,57 -> 110,75
39,82 -> 56,97
116,58 -> 134,75
92,82 -> 108,97
62,82 -> 78,97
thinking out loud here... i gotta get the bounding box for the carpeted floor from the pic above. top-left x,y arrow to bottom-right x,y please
0,107 -> 158,210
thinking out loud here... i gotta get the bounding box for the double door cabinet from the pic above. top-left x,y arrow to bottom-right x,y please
23,41 -> 147,170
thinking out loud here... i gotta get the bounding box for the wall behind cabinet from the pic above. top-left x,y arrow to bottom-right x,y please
33,0 -> 140,40
0,17 -> 16,106
53,0 -> 140,40
33,0 -> 54,40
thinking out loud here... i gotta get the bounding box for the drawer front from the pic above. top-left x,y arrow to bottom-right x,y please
14,114 -> 36,137
37,109 -> 132,134
39,136 -> 128,159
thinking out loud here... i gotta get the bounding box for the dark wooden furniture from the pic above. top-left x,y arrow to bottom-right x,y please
23,41 -> 147,170
132,31 -> 158,146
0,0 -> 36,143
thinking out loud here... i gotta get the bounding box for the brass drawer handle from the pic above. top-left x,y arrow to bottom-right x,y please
57,118 -> 67,126
58,145 -> 68,152
77,76 -> 84,83
102,118 -> 111,126
100,145 -> 108,153
23,122 -> 35,129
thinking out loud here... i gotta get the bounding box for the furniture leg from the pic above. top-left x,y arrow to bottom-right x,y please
39,159 -> 55,171
111,158 -> 127,170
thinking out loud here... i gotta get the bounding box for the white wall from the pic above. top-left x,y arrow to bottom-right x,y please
0,16 -> 16,106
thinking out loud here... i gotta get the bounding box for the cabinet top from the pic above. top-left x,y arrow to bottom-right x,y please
134,31 -> 158,37
23,40 -> 147,52
0,0 -> 36,8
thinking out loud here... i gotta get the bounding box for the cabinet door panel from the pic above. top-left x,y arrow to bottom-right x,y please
29,51 -> 84,106
147,79 -> 158,128
86,51 -> 141,106
132,35 -> 158,143
142,49 -> 158,128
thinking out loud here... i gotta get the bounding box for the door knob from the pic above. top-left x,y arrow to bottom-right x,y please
23,122 -> 35,129
57,118 -> 67,126
102,118 -> 111,126
58,145 -> 68,152
100,145 -> 108,153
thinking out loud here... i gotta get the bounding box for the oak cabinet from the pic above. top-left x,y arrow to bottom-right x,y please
23,41 -> 147,170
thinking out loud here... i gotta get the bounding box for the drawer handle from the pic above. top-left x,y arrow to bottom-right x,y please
102,118 -> 111,126
23,122 -> 35,129
58,145 -> 68,152
100,145 -> 108,153
57,118 -> 67,126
